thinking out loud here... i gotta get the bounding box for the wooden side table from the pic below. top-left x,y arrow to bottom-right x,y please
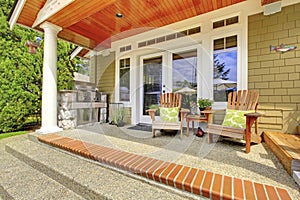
186,111 -> 213,136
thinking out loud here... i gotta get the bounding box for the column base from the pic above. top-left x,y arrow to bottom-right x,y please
36,126 -> 63,134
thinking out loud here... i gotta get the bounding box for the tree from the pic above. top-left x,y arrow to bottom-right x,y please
0,0 -> 79,132
213,54 -> 230,80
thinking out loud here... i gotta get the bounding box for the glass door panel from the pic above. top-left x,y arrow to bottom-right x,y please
143,56 -> 162,116
172,50 -> 197,109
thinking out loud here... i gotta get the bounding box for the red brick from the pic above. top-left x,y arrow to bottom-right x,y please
137,158 -> 157,176
125,156 -> 148,172
93,147 -> 116,162
244,180 -> 255,200
192,169 -> 205,195
63,140 -> 80,151
265,185 -> 279,200
146,160 -> 165,180
254,182 -> 267,200
82,144 -> 101,160
106,151 -> 130,167
118,154 -> 140,170
175,166 -> 190,190
101,150 -> 121,164
152,163 -> 171,182
53,137 -> 73,148
211,174 -> 222,200
183,168 -> 197,192
92,147 -> 113,162
167,165 -> 183,186
222,176 -> 232,200
131,157 -> 153,174
276,187 -> 292,200
233,178 -> 244,200
159,163 -> 177,184
201,172 -> 213,198
114,153 -> 138,168
74,143 -> 94,158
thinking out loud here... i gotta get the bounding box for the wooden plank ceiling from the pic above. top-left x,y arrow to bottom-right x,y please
15,0 -> 279,50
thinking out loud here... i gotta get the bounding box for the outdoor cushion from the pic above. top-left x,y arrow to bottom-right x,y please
222,109 -> 254,129
159,107 -> 179,122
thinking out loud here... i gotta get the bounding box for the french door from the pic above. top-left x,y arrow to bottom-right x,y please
139,53 -> 168,123
138,49 -> 198,124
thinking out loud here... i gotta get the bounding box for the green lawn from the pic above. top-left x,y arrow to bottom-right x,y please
0,131 -> 28,140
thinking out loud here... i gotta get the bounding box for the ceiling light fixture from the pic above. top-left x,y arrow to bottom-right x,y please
116,13 -> 123,18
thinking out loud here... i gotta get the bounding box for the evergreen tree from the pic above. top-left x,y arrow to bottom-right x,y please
0,0 -> 78,132
213,54 -> 230,80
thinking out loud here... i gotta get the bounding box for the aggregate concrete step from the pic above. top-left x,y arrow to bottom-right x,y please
4,136 -> 192,200
0,136 -> 84,200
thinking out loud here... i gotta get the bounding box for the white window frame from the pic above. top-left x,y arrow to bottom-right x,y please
115,56 -> 132,105
210,31 -> 246,109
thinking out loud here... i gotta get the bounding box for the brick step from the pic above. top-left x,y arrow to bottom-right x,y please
5,137 -> 191,200
38,133 -> 292,200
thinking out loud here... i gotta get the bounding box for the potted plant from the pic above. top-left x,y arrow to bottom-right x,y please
149,104 -> 160,115
116,108 -> 126,127
197,98 -> 213,111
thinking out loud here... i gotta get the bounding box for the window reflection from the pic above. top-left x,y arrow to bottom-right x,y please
213,36 -> 237,102
172,50 -> 197,109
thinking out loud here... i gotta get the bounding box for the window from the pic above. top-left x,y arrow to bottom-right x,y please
213,35 -> 237,102
213,16 -> 239,29
119,58 -> 130,101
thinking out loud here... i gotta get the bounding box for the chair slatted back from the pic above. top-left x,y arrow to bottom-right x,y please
227,90 -> 258,111
160,93 -> 182,108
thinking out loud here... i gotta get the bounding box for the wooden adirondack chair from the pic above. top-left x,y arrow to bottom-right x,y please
206,90 -> 263,153
146,93 -> 189,138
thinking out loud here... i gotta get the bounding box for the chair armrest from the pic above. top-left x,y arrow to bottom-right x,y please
146,109 -> 157,121
244,112 -> 264,118
180,108 -> 190,113
146,108 -> 158,113
201,110 -> 216,114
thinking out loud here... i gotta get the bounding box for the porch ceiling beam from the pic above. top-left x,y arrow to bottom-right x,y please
32,0 -> 75,28
47,0 -> 117,29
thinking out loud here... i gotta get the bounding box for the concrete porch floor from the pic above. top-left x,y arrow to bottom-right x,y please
39,123 -> 299,199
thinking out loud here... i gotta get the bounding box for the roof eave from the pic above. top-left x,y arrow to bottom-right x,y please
7,0 -> 27,30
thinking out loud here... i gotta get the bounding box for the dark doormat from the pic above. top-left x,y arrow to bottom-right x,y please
127,123 -> 152,132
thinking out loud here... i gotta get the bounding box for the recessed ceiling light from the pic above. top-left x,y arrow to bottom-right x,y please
116,13 -> 123,18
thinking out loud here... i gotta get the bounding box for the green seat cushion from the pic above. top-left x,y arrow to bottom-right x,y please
222,109 -> 255,129
159,107 -> 179,122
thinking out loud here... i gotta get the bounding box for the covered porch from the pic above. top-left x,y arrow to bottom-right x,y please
6,0 -> 300,198
8,0 -> 300,134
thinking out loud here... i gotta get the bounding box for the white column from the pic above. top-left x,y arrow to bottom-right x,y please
37,22 -> 62,134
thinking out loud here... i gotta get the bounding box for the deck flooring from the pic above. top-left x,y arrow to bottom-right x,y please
263,131 -> 300,175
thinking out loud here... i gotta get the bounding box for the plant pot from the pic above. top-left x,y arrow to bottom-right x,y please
199,106 -> 211,111
117,121 -> 124,127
